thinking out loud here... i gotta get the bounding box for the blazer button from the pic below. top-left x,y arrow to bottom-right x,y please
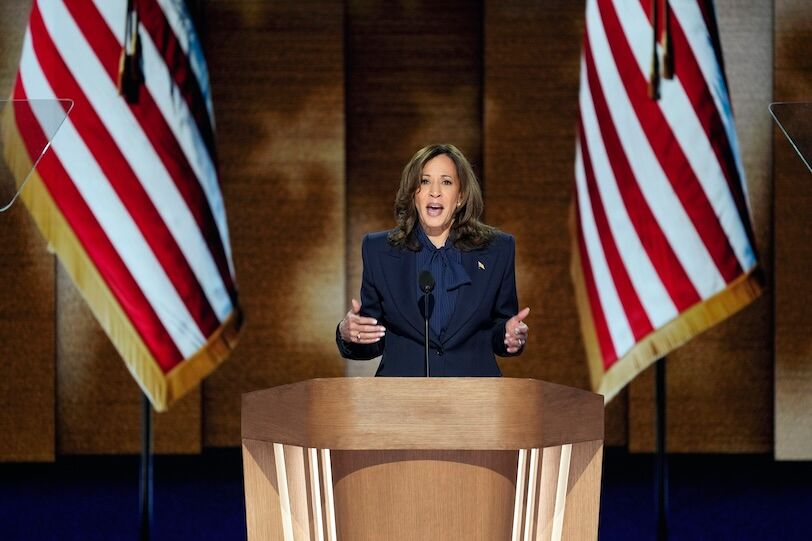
436,348 -> 444,356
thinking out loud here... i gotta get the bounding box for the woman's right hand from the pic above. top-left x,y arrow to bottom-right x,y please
339,299 -> 386,344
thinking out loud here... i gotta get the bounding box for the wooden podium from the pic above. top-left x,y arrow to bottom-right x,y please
241,378 -> 604,540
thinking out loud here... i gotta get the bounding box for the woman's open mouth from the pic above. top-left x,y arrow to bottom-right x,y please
426,203 -> 444,217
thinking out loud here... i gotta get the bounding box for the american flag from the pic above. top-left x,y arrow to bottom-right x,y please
2,0 -> 242,411
572,0 -> 763,401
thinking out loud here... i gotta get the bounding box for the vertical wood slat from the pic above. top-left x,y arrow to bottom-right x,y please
243,439 -> 286,541
344,0 -> 482,376
201,0 -> 346,446
281,444 -> 312,540
307,448 -> 325,541
774,0 -> 812,460
550,444 -> 572,541
536,446 -> 562,541
0,0 -> 54,462
523,448 -> 540,540
628,0 -> 774,453
511,449 -> 529,541
273,443 -> 296,541
320,449 -> 338,541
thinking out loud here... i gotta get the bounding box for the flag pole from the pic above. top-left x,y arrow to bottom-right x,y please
655,357 -> 669,540
139,392 -> 154,541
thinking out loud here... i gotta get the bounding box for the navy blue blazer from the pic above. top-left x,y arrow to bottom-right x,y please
336,230 -> 522,376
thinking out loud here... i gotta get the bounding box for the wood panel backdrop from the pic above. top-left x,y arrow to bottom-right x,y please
0,0 -> 809,460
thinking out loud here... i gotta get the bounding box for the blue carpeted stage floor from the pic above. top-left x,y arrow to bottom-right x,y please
1,447 -> 810,540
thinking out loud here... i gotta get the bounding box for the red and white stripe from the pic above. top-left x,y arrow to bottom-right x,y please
14,0 -> 238,372
574,0 -> 757,368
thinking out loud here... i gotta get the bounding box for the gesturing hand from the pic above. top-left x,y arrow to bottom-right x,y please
504,307 -> 530,354
339,299 -> 386,344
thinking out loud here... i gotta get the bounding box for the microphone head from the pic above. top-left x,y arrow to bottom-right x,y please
419,270 -> 435,293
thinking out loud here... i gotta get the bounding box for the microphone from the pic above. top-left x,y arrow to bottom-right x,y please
419,270 -> 435,294
418,271 -> 435,377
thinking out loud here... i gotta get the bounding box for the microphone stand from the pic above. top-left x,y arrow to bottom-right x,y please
418,270 -> 435,378
423,290 -> 430,377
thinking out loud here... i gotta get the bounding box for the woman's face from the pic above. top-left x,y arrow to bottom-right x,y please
414,154 -> 462,240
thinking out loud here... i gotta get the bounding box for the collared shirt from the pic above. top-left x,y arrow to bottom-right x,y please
415,226 -> 471,339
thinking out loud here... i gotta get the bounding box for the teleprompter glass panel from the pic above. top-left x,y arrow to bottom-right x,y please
0,99 -> 73,213
770,102 -> 812,174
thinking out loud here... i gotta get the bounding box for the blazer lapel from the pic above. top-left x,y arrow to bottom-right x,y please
443,248 -> 496,343
379,245 -> 426,337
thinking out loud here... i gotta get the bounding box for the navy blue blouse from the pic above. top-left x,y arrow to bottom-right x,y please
414,226 -> 471,339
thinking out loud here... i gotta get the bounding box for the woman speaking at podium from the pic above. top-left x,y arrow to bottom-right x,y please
336,144 -> 529,376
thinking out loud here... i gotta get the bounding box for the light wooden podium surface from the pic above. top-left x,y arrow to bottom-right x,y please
242,378 -> 604,541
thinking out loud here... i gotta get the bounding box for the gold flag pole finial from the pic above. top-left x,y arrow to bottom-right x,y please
647,0 -> 661,99
118,0 -> 143,104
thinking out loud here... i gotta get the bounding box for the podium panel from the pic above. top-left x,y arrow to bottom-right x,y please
241,378 -> 604,540
330,450 -> 517,539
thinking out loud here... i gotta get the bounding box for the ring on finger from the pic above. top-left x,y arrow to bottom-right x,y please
357,332 -> 361,342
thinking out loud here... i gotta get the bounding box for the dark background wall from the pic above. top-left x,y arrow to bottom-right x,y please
0,0 -> 809,460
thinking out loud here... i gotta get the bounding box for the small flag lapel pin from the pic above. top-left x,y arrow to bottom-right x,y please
478,261 -> 485,270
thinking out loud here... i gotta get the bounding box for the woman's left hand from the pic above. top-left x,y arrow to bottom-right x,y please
504,307 -> 530,354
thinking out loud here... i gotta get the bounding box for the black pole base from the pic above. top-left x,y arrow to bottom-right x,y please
139,393 -> 154,541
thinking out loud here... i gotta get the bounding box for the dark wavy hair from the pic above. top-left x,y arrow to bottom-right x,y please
388,144 -> 495,251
